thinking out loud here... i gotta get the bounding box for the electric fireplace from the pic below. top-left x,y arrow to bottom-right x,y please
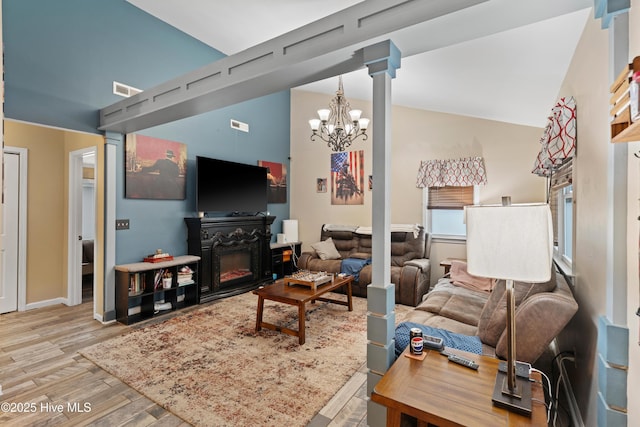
185,216 -> 274,302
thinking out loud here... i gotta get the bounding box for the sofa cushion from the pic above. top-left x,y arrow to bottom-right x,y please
320,229 -> 360,258
403,310 -> 479,336
311,237 -> 342,260
413,280 -> 488,327
350,252 -> 371,260
477,268 -> 557,347
302,258 -> 343,274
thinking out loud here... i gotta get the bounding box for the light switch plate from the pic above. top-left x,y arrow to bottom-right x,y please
116,219 -> 130,230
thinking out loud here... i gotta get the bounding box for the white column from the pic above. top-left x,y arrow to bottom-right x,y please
102,132 -> 120,322
606,12 -> 628,326
363,40 -> 401,427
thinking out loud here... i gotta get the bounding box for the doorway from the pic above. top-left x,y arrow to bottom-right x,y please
68,147 -> 97,308
1,147 -> 28,314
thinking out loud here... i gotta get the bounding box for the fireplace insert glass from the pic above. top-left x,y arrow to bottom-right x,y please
214,241 -> 260,290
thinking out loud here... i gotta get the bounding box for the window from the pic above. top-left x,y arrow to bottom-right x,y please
548,160 -> 573,268
425,186 -> 476,239
555,184 -> 573,264
416,157 -> 486,239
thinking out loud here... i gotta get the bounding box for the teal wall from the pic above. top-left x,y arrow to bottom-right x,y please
3,0 -> 291,264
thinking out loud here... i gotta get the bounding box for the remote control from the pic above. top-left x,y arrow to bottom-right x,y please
423,335 -> 444,350
447,354 -> 479,370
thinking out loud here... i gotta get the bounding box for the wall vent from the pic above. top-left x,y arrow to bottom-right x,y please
230,119 -> 249,133
113,81 -> 142,98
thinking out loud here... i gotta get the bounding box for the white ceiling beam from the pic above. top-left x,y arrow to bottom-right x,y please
99,0 -> 487,133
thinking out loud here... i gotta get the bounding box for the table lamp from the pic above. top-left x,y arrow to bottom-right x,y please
465,200 -> 553,415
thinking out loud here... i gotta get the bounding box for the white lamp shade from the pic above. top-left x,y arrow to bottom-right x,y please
349,109 -> 362,121
317,109 -> 330,121
465,204 -> 553,283
358,118 -> 370,130
309,119 -> 320,131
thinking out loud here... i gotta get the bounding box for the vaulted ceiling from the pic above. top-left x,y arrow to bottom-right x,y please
127,0 -> 592,128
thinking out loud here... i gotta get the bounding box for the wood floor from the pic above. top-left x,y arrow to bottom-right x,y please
0,300 -> 369,427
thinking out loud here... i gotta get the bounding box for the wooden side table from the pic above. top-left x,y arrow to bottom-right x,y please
371,348 -> 547,426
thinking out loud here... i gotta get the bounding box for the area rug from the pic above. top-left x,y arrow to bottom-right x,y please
81,291 -> 407,426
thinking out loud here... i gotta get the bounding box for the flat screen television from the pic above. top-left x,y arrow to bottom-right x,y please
196,156 -> 268,214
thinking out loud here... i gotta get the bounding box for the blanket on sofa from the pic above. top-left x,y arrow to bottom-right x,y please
394,322 -> 483,358
341,257 -> 371,282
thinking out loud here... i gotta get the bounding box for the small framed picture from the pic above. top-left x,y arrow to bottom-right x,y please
317,178 -> 327,193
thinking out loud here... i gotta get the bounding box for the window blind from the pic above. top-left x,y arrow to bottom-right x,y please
428,186 -> 473,210
548,159 -> 573,244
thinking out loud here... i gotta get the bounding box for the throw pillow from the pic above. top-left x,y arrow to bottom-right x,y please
311,237 -> 342,260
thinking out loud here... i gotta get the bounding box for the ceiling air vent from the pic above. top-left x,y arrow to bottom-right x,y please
230,119 -> 249,133
113,81 -> 142,98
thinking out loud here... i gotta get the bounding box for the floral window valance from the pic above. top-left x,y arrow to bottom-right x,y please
416,156 -> 487,188
532,96 -> 576,177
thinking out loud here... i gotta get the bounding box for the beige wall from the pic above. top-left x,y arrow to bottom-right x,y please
290,89 -> 545,283
4,121 -> 104,312
554,10 -> 609,424
556,5 -> 640,425
6,122 -> 66,302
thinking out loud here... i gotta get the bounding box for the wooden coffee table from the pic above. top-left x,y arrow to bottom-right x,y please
253,274 -> 353,344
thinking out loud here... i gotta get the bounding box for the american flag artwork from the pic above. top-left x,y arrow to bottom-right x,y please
331,150 -> 364,205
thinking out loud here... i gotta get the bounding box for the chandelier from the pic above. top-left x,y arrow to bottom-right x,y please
308,76 -> 369,152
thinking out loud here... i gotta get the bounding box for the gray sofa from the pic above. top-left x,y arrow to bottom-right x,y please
403,265 -> 578,363
297,225 -> 432,307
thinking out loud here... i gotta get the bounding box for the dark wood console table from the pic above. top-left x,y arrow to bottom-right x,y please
270,241 -> 301,279
371,348 -> 547,426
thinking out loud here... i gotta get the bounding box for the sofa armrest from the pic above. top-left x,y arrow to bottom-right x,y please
404,258 -> 430,272
494,292 -> 578,364
297,251 -> 318,270
396,259 -> 431,306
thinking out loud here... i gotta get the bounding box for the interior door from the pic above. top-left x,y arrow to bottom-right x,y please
1,152 -> 19,313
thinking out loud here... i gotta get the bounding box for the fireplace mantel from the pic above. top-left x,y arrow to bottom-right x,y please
185,215 -> 275,302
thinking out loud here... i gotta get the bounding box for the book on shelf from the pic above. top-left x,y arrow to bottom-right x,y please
129,273 -> 144,295
154,269 -> 166,290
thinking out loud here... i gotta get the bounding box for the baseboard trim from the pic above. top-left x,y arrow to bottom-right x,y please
93,312 -> 117,325
24,297 -> 69,311
550,339 -> 584,427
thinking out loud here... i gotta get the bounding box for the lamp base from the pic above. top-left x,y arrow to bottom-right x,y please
491,370 -> 532,416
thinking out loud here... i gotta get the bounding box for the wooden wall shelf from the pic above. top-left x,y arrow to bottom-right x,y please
610,56 -> 640,143
612,121 -> 640,143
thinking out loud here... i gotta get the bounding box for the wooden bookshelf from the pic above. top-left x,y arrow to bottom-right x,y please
115,255 -> 200,324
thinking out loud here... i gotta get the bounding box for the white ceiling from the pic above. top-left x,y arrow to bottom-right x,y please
127,0 -> 592,128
